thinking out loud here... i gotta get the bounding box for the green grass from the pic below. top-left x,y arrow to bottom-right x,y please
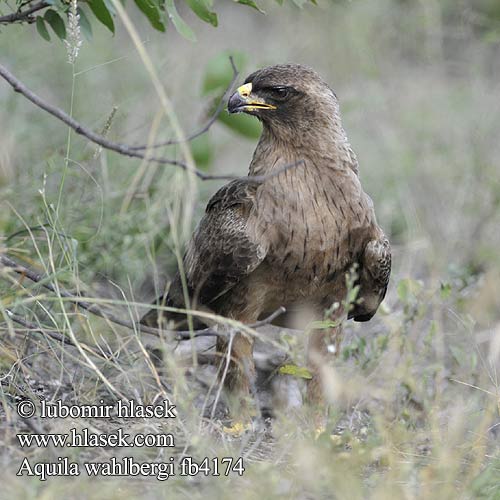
1,1 -> 500,498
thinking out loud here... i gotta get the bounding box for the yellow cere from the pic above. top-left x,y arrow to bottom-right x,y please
236,82 -> 277,110
237,82 -> 252,98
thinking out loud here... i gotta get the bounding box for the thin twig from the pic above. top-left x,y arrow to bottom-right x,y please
0,62 -> 305,183
0,1 -> 49,24
1,253 -> 163,335
130,56 -> 239,150
250,306 -> 286,328
1,254 -> 286,342
0,63 -> 199,175
4,309 -> 103,359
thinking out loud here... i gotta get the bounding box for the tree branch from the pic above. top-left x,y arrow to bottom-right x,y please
4,309 -> 103,359
0,62 -> 306,183
0,253 -> 208,339
0,254 -> 286,342
129,56 -> 239,150
0,62 -> 203,176
0,1 -> 49,25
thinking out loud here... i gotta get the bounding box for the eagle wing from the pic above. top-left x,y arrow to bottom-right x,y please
183,178 -> 267,306
349,235 -> 391,322
141,179 -> 267,327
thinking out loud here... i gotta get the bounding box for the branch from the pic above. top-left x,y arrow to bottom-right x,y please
0,63 -> 201,176
130,56 -> 239,150
0,254 -> 286,342
251,306 -> 286,328
4,309 -> 103,359
1,253 -> 163,333
0,1 -> 49,25
0,253 -> 208,339
5,308 -> 294,372
0,63 -> 306,183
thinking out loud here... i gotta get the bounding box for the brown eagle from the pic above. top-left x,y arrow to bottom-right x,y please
142,64 -> 391,428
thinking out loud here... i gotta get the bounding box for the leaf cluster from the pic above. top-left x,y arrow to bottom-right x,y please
0,0 -> 318,42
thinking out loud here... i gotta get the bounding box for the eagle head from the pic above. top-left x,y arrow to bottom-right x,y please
227,64 -> 339,134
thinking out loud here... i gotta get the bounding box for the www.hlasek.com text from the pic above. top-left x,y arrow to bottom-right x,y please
17,427 -> 175,448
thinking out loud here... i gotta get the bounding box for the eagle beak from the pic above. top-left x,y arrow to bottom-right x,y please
227,83 -> 277,114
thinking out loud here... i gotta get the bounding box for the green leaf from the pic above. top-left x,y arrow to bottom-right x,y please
88,0 -> 115,33
165,0 -> 195,40
201,51 -> 258,139
134,0 -> 166,32
44,10 -> 66,40
78,7 -> 93,41
202,51 -> 247,95
278,364 -> 313,380
291,0 -> 307,7
190,134 -> 213,169
185,0 -> 217,27
234,0 -> 265,13
36,16 -> 51,42
218,112 -> 262,139
103,0 -> 116,17
307,319 -> 339,330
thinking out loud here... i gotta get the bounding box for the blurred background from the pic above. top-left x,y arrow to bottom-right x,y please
1,0 -> 500,498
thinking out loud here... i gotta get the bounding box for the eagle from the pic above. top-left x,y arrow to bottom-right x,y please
141,64 -> 391,430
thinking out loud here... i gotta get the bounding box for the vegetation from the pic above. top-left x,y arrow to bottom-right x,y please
1,0 -> 499,498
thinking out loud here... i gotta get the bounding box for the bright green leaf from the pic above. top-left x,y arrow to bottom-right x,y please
278,364 -> 313,380
134,0 -> 166,32
185,0 -> 217,27
36,16 -> 51,42
88,0 -> 115,33
307,319 -> 339,330
190,134 -> 214,169
103,0 -> 117,16
218,112 -> 262,139
165,0 -> 195,40
44,10 -> 66,40
235,0 -> 265,14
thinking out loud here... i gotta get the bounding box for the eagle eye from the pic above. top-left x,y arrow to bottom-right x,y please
270,86 -> 290,100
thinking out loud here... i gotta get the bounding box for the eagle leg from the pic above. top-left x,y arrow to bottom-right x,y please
217,331 -> 257,430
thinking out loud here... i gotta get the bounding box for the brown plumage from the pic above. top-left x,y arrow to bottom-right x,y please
141,64 -> 391,424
